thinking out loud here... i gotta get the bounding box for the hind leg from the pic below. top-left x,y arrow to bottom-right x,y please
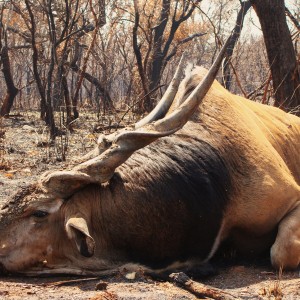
270,204 -> 300,269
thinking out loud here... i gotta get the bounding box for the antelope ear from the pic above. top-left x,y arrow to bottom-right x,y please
65,217 -> 95,257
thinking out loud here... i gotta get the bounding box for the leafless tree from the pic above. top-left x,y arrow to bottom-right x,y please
250,0 -> 300,115
0,5 -> 19,117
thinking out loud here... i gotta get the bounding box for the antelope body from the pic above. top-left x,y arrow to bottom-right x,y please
0,39 -> 299,275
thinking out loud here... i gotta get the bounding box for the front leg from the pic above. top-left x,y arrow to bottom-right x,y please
270,203 -> 300,269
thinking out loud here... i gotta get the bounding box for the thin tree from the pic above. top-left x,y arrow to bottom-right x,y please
250,0 -> 300,115
0,6 -> 19,117
71,0 -> 106,119
133,0 -> 202,112
222,0 -> 251,90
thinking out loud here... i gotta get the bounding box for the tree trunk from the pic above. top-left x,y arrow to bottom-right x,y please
72,26 -> 99,119
45,1 -> 58,140
24,0 -> 47,120
69,64 -> 114,112
250,0 -> 300,115
222,1 -> 251,90
145,0 -> 200,112
62,74 -> 72,128
0,46 -> 19,117
148,0 -> 171,96
133,0 -> 151,112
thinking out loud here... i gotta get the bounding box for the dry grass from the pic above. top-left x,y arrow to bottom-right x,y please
261,268 -> 283,300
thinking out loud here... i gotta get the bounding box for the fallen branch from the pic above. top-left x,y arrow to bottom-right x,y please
44,277 -> 99,287
169,272 -> 237,300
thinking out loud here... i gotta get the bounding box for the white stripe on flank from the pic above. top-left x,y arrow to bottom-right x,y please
204,220 -> 226,263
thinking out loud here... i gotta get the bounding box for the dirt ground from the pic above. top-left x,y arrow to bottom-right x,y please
0,113 -> 299,300
0,266 -> 299,300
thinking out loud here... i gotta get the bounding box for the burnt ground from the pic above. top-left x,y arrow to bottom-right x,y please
0,112 -> 299,300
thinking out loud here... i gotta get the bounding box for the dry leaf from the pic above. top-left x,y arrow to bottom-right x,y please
4,173 -> 14,179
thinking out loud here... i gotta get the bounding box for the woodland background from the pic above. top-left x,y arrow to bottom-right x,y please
0,0 -> 299,146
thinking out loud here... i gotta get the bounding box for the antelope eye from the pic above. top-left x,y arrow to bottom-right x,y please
32,211 -> 49,218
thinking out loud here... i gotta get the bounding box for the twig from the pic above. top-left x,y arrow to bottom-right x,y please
247,77 -> 269,99
95,124 -> 126,132
285,7 -> 300,31
44,277 -> 99,287
228,60 -> 248,98
117,84 -> 165,127
261,72 -> 272,104
169,272 -> 237,300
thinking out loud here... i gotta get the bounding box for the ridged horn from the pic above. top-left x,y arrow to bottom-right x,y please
135,53 -> 186,129
81,53 -> 186,162
39,35 -> 232,199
